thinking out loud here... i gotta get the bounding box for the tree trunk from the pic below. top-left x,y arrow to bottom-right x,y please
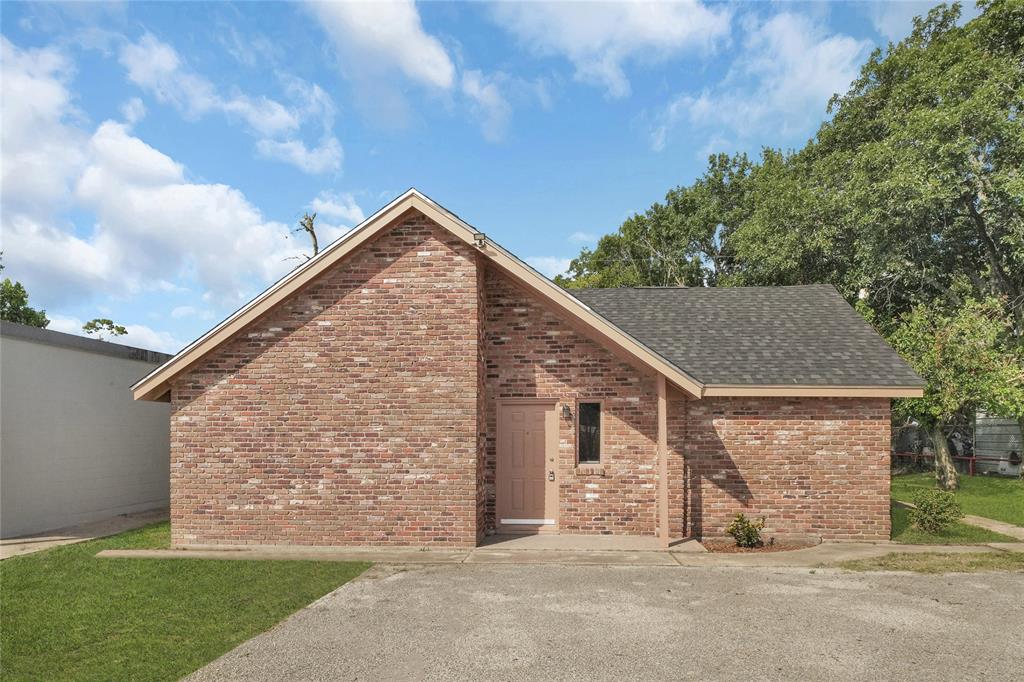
930,423 -> 959,491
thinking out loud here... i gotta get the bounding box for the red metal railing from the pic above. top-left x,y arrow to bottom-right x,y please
891,451 -> 1020,476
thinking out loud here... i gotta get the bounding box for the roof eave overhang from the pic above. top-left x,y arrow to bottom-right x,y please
132,189 -> 705,402
701,384 -> 925,398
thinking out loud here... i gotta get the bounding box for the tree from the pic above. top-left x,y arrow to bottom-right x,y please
0,256 -> 49,328
721,1 -> 1023,324
556,1 -> 1023,457
889,298 -> 1024,490
296,212 -> 319,261
561,1 -> 1023,325
556,153 -> 754,288
82,318 -> 127,341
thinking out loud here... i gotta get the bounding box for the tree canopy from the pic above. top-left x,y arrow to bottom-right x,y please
82,318 -> 127,341
557,1 -> 1024,487
0,256 -> 49,328
561,1 -> 1022,324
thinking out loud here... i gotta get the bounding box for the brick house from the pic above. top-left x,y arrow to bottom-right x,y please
133,189 -> 924,548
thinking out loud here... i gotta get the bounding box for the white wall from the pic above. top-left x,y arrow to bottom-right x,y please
1,324 -> 172,537
975,412 -> 1022,477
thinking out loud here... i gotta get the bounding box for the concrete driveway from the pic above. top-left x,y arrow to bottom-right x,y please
189,564 -> 1023,681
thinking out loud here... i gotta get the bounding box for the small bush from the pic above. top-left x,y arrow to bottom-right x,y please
910,490 -> 963,533
726,513 -> 766,548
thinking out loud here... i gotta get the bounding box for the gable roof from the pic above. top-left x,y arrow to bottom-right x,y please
133,189 -> 922,402
571,285 -> 925,396
132,189 -> 704,401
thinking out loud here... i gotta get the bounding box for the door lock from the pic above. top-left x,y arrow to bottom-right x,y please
548,470 -> 555,482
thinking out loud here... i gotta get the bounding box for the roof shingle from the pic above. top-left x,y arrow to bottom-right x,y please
569,284 -> 924,388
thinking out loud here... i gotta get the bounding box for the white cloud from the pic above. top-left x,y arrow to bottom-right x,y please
526,256 -> 572,279
0,37 -> 86,221
118,33 -> 341,173
568,231 -> 597,244
256,137 -> 343,174
310,192 -> 365,225
120,96 -> 146,124
0,38 -> 308,308
461,70 -> 512,142
120,323 -> 186,353
307,0 -> 455,90
171,305 -> 215,321
491,0 -> 732,98
0,37 -> 373,355
170,306 -> 196,319
649,12 -> 872,151
119,34 -> 299,136
307,0 -> 529,141
48,315 -> 186,353
69,121 -> 304,303
217,25 -> 281,69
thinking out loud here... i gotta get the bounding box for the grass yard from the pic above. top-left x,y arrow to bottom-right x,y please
890,505 -> 1016,544
892,472 -> 1024,526
0,522 -> 369,682
838,551 -> 1024,574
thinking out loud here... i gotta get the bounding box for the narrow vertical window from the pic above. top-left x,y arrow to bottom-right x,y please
578,402 -> 601,464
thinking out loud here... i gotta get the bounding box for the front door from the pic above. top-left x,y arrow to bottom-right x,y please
496,401 -> 558,533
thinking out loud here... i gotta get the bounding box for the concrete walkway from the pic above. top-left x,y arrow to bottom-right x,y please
97,537 -> 1021,568
1,508 -> 168,560
964,514 -> 1024,540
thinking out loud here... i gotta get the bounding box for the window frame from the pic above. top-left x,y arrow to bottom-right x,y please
575,399 -> 604,465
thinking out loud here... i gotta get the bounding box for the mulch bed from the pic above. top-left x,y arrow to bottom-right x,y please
702,540 -> 816,553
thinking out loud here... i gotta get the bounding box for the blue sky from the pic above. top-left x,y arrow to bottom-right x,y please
0,1 -> 966,352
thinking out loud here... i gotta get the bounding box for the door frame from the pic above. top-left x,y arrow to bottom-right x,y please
495,398 -> 560,534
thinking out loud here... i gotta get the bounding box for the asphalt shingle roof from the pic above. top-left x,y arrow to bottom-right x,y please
569,284 -> 924,388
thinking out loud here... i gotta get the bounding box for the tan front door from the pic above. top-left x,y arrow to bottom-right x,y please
496,401 -> 558,533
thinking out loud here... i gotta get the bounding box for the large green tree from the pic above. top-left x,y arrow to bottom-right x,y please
890,298 -> 1024,489
563,0 -> 1022,321
0,257 -> 49,328
556,153 -> 755,288
759,0 -> 1023,326
558,1 -> 1024,467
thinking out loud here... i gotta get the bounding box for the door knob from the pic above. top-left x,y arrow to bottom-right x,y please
548,470 -> 555,481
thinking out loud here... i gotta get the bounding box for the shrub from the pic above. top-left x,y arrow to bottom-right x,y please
726,513 -> 766,548
910,490 -> 963,533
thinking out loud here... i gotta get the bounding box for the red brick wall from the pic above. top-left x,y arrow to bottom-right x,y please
169,212 -> 480,547
685,397 -> 891,542
168,208 -> 892,547
482,267 -> 663,536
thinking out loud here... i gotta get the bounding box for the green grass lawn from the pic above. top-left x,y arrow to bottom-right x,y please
0,522 -> 369,682
838,550 -> 1024,574
892,472 -> 1024,526
890,505 -> 1016,544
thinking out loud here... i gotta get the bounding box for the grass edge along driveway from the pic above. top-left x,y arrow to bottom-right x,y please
890,505 -> 1017,544
0,522 -> 369,682
838,550 -> 1024,574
